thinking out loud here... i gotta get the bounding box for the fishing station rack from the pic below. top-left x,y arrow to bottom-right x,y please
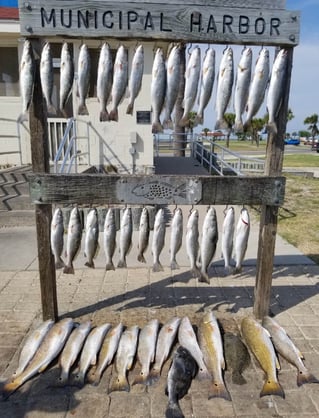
18,0 -> 300,321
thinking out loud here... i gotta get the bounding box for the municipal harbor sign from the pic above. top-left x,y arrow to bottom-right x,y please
18,0 -> 300,46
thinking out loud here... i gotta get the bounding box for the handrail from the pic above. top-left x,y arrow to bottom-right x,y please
53,117 -> 75,173
0,118 -> 27,166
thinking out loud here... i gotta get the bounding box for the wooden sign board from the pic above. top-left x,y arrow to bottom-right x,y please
19,0 -> 300,46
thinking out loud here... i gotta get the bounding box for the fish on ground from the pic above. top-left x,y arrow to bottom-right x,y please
63,207 -> 82,274
40,42 -> 56,115
244,48 -> 270,130
133,319 -> 160,385
185,209 -> 200,279
262,316 -> 319,387
84,208 -> 99,268
178,316 -> 211,381
50,207 -> 65,269
195,47 -> 215,126
241,316 -> 285,398
96,42 -> 113,122
12,319 -> 54,378
149,317 -> 181,384
234,47 -> 252,133
199,207 -> 218,283
151,208 -> 166,272
221,206 -> 235,275
223,332 -> 250,385
266,49 -> 288,134
1,318 -> 74,400
73,323 -> 111,387
151,48 -> 166,133
103,208 -> 117,271
170,208 -> 183,270
59,42 -> 74,115
117,207 -> 133,268
18,39 -> 35,123
233,207 -> 250,274
58,321 -> 92,386
88,322 -> 124,386
126,44 -> 144,115
109,45 -> 128,122
215,46 -> 234,130
163,44 -> 181,129
77,43 -> 91,116
198,311 -> 231,400
165,346 -> 198,418
109,325 -> 139,393
137,207 -> 150,263
179,46 -> 201,127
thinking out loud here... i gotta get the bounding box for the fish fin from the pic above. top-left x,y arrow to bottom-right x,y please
191,266 -> 201,279
105,261 -> 115,271
199,270 -> 210,283
147,367 -> 161,385
73,371 -> 86,388
108,108 -> 118,122
1,378 -> 22,400
297,370 -> 319,387
137,253 -> 146,263
77,103 -> 89,116
126,102 -> 134,115
165,401 -> 184,418
17,112 -> 28,123
153,261 -> 164,272
176,184 -> 187,199
55,257 -> 65,270
85,260 -> 95,268
132,370 -> 148,386
117,259 -> 127,268
266,122 -> 277,135
152,121 -> 164,134
232,371 -> 247,385
108,375 -> 130,393
58,370 -> 69,387
208,380 -> 232,401
260,379 -> 285,398
99,110 -> 109,122
87,369 -> 102,386
170,260 -> 180,270
63,264 -> 75,274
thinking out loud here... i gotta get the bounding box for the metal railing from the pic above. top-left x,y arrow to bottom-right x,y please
0,118 -> 26,165
153,132 -> 194,157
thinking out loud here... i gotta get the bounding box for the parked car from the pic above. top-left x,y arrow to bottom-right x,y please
284,138 -> 300,145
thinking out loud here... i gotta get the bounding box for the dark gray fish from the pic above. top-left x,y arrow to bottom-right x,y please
165,346 -> 198,418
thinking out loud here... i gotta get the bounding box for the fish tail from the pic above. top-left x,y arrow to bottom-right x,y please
78,103 -> 89,116
232,371 -> 247,385
126,102 -> 134,115
152,121 -> 164,134
17,112 -> 28,123
55,257 -> 65,270
108,108 -> 118,122
199,269 -> 210,283
105,261 -> 115,271
117,259 -> 127,268
47,103 -> 57,115
153,261 -> 164,272
163,118 -> 173,130
85,260 -> 95,268
260,379 -> 285,398
215,118 -> 227,130
147,367 -> 161,385
234,120 -> 244,133
233,265 -> 242,275
208,380 -> 232,401
178,116 -> 189,127
170,259 -> 180,270
195,113 -> 203,126
132,371 -> 148,386
297,370 -> 319,387
58,370 -> 69,386
73,371 -> 86,388
224,265 -> 234,276
191,266 -> 201,279
108,375 -> 130,393
137,253 -> 146,263
197,368 -> 212,381
267,121 -> 278,135
63,264 -> 75,274
165,401 -> 184,418
1,378 -> 22,400
243,120 -> 251,132
99,110 -> 109,122
87,369 -> 102,386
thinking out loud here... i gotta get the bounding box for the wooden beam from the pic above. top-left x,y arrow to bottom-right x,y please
29,39 -> 58,322
253,47 -> 294,319
28,173 -> 285,207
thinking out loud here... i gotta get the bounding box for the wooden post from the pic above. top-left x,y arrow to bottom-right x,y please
253,47 -> 294,319
29,39 -> 58,321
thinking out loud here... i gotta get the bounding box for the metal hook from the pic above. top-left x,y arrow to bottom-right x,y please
223,204 -> 229,216
223,44 -> 229,54
205,44 -> 210,54
173,204 -> 178,213
187,43 -> 192,56
189,205 -> 194,214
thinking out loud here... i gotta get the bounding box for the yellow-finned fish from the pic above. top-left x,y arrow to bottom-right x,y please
198,311 -> 231,400
241,316 -> 285,398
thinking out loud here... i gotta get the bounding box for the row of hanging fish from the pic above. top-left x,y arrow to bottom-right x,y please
50,205 -> 250,280
2,313 -> 318,409
18,40 -> 288,136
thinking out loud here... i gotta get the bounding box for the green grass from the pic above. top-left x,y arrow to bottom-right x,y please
283,153 -> 319,167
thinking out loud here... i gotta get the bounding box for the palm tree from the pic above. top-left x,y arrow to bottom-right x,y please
223,113 -> 235,148
304,114 -> 319,147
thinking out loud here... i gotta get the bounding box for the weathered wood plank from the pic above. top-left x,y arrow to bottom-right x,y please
28,174 -> 286,206
19,1 -> 299,46
29,39 -> 58,322
253,47 -> 294,320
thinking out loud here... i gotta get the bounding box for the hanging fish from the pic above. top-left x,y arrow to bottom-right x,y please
59,42 -> 74,116
169,207 -> 183,270
215,47 -> 234,130
18,39 -> 35,123
163,44 -> 181,129
151,208 -> 166,272
221,206 -> 235,275
199,207 -> 218,283
84,208 -> 99,268
195,47 -> 215,126
50,207 -> 65,270
126,44 -> 144,115
151,48 -> 166,134
109,45 -> 128,122
234,207 -> 250,274
40,42 -> 56,115
104,208 -> 117,271
234,47 -> 252,133
97,43 -> 113,122
63,207 -> 82,274
186,209 -> 200,279
179,46 -> 201,127
266,49 -> 288,134
77,43 -> 91,116
117,207 -> 133,268
137,207 -> 150,264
